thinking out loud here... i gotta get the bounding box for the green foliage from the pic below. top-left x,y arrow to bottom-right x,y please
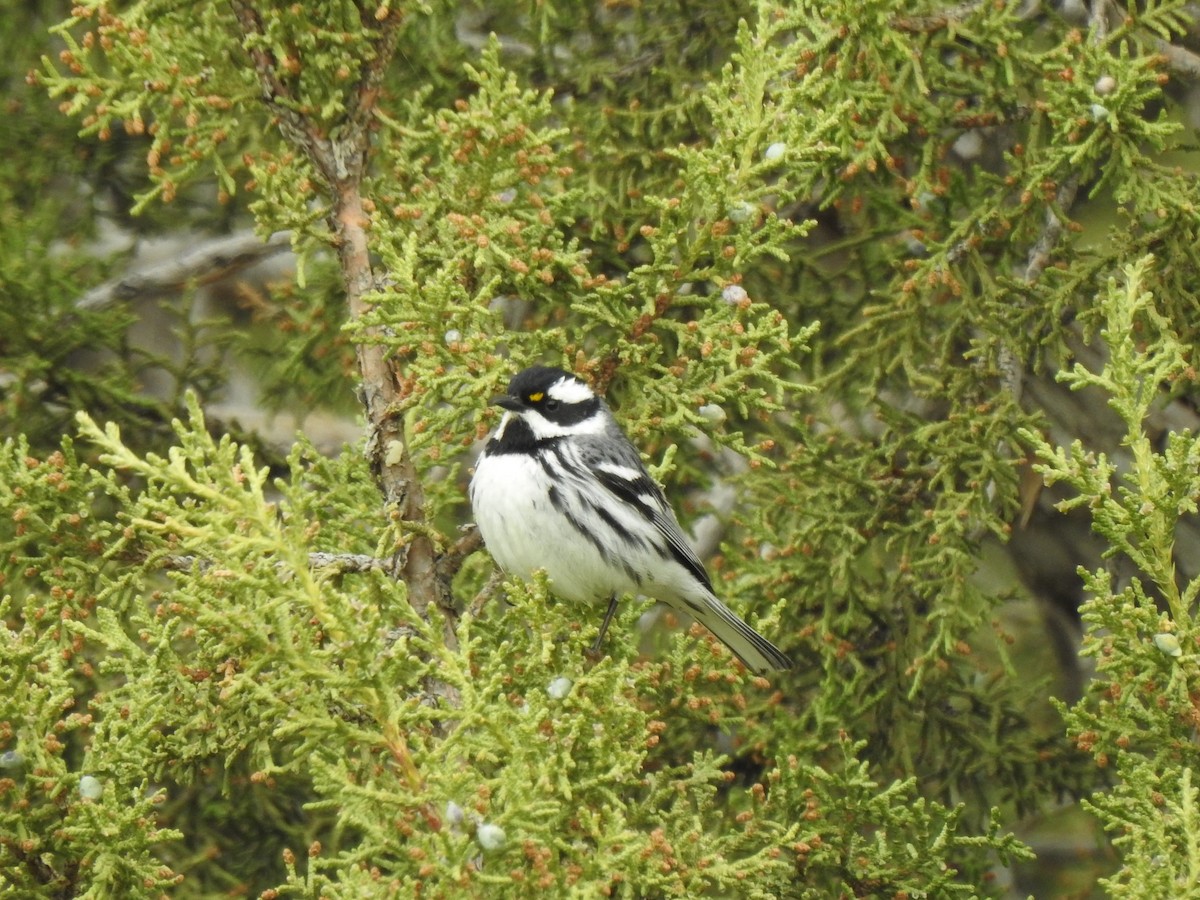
1,407 -> 1034,896
1022,257 -> 1200,895
1,408 -> 783,896
772,741 -> 1034,896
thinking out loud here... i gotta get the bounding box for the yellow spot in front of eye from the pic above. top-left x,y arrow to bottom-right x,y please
529,392 -> 544,402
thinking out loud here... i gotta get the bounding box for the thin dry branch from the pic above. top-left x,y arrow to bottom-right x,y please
999,174 -> 1081,405
892,1 -> 988,32
1023,175 -> 1080,286
436,525 -> 483,584
1157,40 -> 1200,80
77,230 -> 292,312
157,552 -> 388,574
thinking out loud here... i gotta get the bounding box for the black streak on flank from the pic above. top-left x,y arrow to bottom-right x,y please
593,468 -> 660,523
590,499 -> 644,551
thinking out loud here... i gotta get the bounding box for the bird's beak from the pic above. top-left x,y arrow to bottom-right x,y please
492,394 -> 524,412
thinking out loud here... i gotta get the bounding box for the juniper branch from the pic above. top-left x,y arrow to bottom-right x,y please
227,2 -> 454,641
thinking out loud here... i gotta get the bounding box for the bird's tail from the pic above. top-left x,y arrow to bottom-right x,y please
686,593 -> 792,674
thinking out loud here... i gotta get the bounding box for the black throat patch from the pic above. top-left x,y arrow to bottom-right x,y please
486,415 -> 553,456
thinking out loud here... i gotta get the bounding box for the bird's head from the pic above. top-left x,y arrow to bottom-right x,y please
491,366 -> 605,440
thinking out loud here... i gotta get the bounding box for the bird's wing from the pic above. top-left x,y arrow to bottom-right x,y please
575,432 -> 714,593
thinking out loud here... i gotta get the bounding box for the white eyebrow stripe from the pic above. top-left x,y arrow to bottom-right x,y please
523,408 -> 606,440
546,377 -> 595,404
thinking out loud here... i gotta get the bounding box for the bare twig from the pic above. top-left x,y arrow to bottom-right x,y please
155,552 -> 388,574
892,1 -> 987,32
436,525 -> 483,584
77,230 -> 292,312
469,569 -> 504,618
306,552 -> 390,574
998,174 -> 1081,406
1088,0 -> 1112,43
1156,40 -> 1200,80
1023,175 -> 1080,286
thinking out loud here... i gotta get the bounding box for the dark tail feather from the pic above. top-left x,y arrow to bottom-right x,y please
689,593 -> 792,674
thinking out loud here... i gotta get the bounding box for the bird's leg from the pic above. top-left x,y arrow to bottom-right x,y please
590,594 -> 620,654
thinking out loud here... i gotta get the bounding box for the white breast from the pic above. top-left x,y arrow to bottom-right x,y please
470,450 -> 644,606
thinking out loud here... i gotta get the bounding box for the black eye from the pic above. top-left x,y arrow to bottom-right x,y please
543,398 -> 559,411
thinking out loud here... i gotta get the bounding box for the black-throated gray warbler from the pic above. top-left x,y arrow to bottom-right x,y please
469,365 -> 792,674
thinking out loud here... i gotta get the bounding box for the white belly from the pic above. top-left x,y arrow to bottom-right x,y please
470,452 -> 644,606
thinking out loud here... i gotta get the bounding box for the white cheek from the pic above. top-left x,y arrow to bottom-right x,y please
523,411 -> 606,440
